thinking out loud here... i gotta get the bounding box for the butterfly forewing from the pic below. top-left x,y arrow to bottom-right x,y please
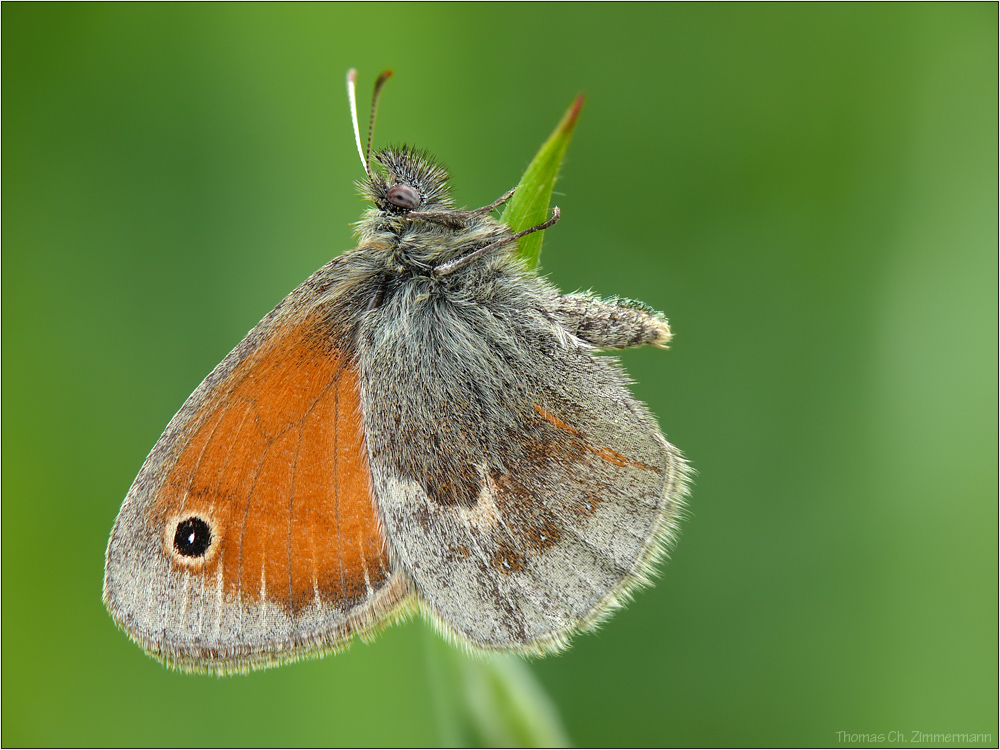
103,259 -> 412,672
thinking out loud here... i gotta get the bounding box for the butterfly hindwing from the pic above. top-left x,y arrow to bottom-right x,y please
359,262 -> 688,652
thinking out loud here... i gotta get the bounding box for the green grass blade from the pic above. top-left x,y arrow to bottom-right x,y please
501,95 -> 585,269
422,622 -> 570,748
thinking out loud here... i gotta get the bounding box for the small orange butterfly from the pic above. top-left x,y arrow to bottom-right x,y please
104,70 -> 689,673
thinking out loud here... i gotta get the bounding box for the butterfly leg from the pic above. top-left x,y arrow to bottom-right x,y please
555,293 -> 672,349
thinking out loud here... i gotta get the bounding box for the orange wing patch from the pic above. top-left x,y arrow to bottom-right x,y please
153,311 -> 388,614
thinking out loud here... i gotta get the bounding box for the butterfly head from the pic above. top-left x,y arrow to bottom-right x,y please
347,71 -> 455,217
362,146 -> 453,215
346,70 -> 510,266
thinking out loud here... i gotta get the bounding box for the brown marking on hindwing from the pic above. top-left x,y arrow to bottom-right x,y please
489,543 -> 527,575
489,470 -> 562,555
532,403 -> 662,475
444,544 -> 471,563
153,310 -> 389,614
568,494 -> 603,520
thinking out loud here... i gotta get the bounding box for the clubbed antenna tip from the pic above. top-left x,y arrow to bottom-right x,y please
346,69 -> 395,178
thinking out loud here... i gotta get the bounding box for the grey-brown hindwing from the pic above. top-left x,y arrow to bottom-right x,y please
358,252 -> 686,653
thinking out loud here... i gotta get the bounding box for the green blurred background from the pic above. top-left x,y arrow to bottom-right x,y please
3,4 -> 996,747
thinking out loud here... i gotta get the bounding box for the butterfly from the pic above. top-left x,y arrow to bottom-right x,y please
103,70 -> 690,673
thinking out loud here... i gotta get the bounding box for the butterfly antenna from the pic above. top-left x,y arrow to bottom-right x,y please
346,69 -> 370,178
365,70 -> 394,173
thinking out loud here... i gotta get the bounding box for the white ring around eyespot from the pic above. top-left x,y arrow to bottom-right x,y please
163,511 -> 221,570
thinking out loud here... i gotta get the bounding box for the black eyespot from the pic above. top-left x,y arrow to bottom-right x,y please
386,183 -> 420,210
173,517 -> 213,558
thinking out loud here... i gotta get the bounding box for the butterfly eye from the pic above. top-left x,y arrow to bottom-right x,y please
173,517 -> 213,558
386,184 -> 420,210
